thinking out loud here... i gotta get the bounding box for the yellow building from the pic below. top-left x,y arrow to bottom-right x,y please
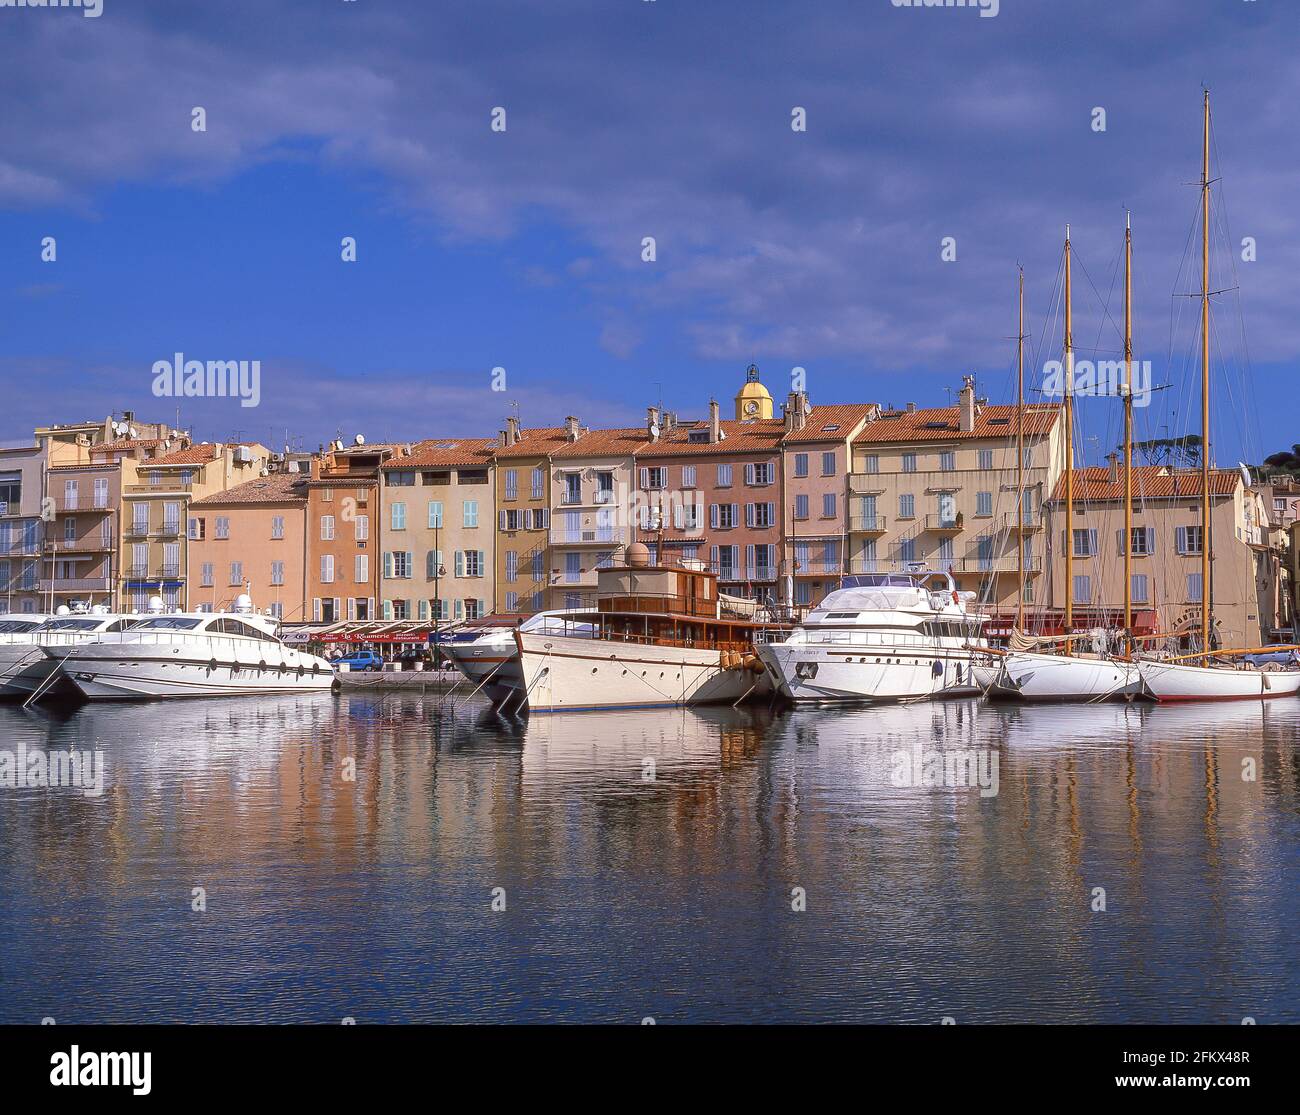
734,364 -> 774,420
492,419 -> 567,614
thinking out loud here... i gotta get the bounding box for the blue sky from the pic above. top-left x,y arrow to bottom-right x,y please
1,0 -> 1296,466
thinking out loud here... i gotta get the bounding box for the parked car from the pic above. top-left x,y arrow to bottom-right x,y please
333,650 -> 384,672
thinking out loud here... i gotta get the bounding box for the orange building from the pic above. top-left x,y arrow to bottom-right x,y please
305,443 -> 395,623
189,471 -> 309,620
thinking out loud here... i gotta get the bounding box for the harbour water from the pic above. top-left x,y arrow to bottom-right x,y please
0,694 -> 1296,1023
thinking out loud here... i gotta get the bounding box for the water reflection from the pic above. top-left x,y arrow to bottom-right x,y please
0,693 -> 1295,1022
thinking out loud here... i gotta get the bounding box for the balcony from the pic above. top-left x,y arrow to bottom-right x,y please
946,556 -> 1043,576
157,521 -> 182,538
793,560 -> 843,577
848,513 -> 888,534
39,577 -> 113,594
51,498 -> 114,513
125,479 -> 189,493
549,527 -> 626,546
48,536 -> 115,553
924,513 -> 964,534
1002,509 -> 1042,533
718,568 -> 778,583
124,523 -> 149,539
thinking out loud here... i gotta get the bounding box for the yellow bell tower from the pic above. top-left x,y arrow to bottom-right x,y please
734,363 -> 773,420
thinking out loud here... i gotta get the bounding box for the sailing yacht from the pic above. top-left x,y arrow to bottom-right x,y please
52,595 -> 335,700
991,221 -> 1142,702
1136,92 -> 1300,702
0,606 -> 140,700
757,569 -> 990,703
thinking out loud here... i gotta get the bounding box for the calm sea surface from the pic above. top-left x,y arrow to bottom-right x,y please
0,693 -> 1296,1023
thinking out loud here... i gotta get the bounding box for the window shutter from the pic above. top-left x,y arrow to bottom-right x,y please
767,502 -> 775,525
731,503 -> 739,528
1145,526 -> 1155,552
1175,526 -> 1186,554
478,550 -> 486,574
426,550 -> 435,578
709,504 -> 719,528
523,508 -> 533,530
405,552 -> 413,578
710,545 -> 719,571
499,510 -> 507,531
745,503 -> 754,527
1087,529 -> 1097,556
746,545 -> 755,580
674,503 -> 684,529
1116,529 -> 1125,556
639,467 -> 649,490
383,551 -> 392,579
744,463 -> 755,485
455,550 -> 464,577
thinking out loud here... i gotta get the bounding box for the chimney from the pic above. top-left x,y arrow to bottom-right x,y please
785,391 -> 809,432
662,411 -> 677,433
1107,452 -> 1120,484
646,406 -> 660,439
503,416 -> 521,446
959,376 -> 976,433
906,402 -> 916,414
564,415 -> 581,442
709,399 -> 721,444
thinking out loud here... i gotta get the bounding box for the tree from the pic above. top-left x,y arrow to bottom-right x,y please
1125,434 -> 1203,467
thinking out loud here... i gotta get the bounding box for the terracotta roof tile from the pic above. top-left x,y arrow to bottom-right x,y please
148,442 -> 266,466
637,418 -> 785,458
550,427 -> 651,459
852,403 -> 1059,444
1051,466 -> 1241,503
192,472 -> 309,506
492,427 -> 573,459
381,438 -> 497,470
781,403 -> 877,444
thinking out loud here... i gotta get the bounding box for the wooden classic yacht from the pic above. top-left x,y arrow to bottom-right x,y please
504,543 -> 784,712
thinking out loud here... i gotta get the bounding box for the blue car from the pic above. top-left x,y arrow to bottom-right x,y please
333,650 -> 384,672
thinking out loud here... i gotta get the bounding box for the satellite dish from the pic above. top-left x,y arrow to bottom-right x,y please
649,422 -> 660,440
354,434 -> 366,446
1238,463 -> 1253,488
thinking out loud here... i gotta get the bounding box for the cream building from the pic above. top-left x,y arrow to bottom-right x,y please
848,381 -> 1064,610
1043,464 -> 1281,648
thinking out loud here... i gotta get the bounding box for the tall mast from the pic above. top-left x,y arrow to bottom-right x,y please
1063,227 -> 1074,649
1200,90 -> 1212,662
1016,267 -> 1026,630
1123,212 -> 1134,642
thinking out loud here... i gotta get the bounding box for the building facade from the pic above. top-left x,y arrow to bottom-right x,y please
119,442 -> 269,611
1044,465 -> 1278,648
0,442 -> 47,613
848,383 -> 1064,610
779,396 -> 876,607
636,399 -> 786,600
305,444 -> 393,624
493,420 -> 565,614
379,438 -> 496,623
189,471 -> 309,619
545,420 -> 647,609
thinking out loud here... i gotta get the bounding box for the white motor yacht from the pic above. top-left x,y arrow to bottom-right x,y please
0,613 -> 53,697
756,570 -> 992,704
0,606 -> 141,700
51,595 -> 335,701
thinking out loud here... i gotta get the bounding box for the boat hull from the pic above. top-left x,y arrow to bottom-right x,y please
757,641 -> 985,704
989,651 -> 1144,703
444,635 -> 522,704
1137,658 -> 1300,702
510,632 -> 767,712
0,644 -> 53,697
52,645 -> 335,701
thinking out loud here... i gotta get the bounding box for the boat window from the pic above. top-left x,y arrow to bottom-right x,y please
39,618 -> 103,631
0,619 -> 42,633
134,617 -> 205,630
